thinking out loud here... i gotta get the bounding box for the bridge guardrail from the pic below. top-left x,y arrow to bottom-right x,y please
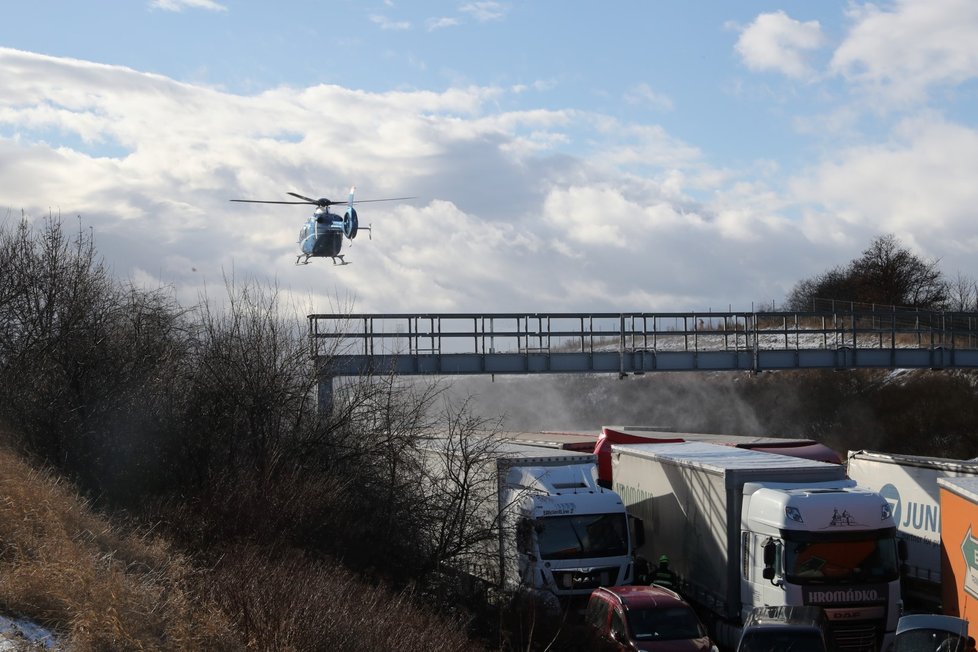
309,311 -> 978,360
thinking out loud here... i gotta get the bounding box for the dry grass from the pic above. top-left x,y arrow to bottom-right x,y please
0,446 -> 239,651
0,445 -> 484,651
207,544 -> 476,651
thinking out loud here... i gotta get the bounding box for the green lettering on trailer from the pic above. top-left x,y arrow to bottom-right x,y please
961,526 -> 978,599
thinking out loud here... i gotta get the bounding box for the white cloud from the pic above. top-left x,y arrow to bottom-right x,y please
149,0 -> 226,12
369,14 -> 412,30
831,0 -> 978,103
623,83 -> 675,112
588,119 -> 703,173
427,16 -> 460,31
735,11 -> 825,79
790,116 -> 978,260
459,2 -> 508,22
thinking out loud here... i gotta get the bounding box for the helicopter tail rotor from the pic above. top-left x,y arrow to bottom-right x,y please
343,185 -> 359,239
343,206 -> 359,239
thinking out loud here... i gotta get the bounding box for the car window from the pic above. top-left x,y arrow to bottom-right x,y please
585,596 -> 610,630
611,610 -> 627,639
627,605 -> 705,642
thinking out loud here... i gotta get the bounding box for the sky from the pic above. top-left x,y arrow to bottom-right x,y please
1,0 -> 977,315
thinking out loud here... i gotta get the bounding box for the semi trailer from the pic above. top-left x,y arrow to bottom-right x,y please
847,449 -> 978,611
612,441 -> 903,651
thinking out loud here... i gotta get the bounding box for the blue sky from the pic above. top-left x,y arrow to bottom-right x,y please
1,1 -> 977,313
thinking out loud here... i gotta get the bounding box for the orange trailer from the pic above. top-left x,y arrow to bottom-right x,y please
937,476 -> 978,640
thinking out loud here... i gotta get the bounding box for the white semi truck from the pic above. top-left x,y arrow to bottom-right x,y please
847,449 -> 978,611
421,441 -> 639,602
612,442 -> 903,652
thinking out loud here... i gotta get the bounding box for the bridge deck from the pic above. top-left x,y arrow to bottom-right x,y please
309,311 -> 978,376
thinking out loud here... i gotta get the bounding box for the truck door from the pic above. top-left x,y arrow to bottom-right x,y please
744,533 -> 785,618
741,532 -> 765,613
515,517 -> 537,587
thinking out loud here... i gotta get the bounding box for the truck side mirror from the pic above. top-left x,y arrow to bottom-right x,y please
762,567 -> 775,581
898,539 -> 908,562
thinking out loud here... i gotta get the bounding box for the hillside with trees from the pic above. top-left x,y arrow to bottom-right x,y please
0,220 -> 975,650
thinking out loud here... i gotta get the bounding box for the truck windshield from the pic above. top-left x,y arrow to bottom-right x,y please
783,530 -> 900,584
537,513 -> 628,560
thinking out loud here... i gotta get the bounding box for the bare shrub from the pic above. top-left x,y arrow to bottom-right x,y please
207,544 -> 475,652
174,276 -> 316,491
498,595 -> 618,652
412,401 -> 506,583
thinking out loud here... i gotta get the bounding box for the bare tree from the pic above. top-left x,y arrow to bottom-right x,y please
177,276 -> 315,487
414,400 -> 507,584
946,271 -> 978,312
850,234 -> 947,308
785,234 -> 948,311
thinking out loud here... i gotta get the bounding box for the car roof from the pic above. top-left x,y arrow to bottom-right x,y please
896,614 -> 969,637
593,584 -> 689,610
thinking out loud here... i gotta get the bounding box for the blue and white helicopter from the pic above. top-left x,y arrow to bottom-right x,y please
231,186 -> 412,265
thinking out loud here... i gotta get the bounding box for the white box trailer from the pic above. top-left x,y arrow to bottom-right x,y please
421,441 -> 637,601
847,449 -> 978,610
613,442 -> 903,651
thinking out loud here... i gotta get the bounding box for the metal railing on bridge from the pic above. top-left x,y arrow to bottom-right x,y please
308,310 -> 978,377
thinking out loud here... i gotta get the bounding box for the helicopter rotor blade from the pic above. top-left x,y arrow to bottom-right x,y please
287,192 -> 332,205
348,196 -> 416,204
230,199 -> 315,205
231,192 -> 415,207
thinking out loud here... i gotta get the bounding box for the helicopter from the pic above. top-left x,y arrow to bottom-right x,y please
230,186 -> 412,265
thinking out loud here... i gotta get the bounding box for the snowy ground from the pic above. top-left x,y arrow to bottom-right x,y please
0,615 -> 57,650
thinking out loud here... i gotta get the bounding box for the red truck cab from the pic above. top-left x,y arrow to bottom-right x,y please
585,584 -> 717,652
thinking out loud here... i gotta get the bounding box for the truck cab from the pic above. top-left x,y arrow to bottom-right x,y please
745,482 -> 904,651
506,462 -> 639,599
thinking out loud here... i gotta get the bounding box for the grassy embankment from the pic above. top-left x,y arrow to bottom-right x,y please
0,443 -> 474,651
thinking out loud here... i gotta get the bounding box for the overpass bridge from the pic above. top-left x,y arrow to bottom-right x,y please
309,310 -> 978,406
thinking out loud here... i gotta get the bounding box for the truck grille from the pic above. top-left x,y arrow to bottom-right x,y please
829,622 -> 880,652
552,566 -> 620,590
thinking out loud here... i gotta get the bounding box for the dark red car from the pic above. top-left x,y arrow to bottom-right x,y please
585,585 -> 718,652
